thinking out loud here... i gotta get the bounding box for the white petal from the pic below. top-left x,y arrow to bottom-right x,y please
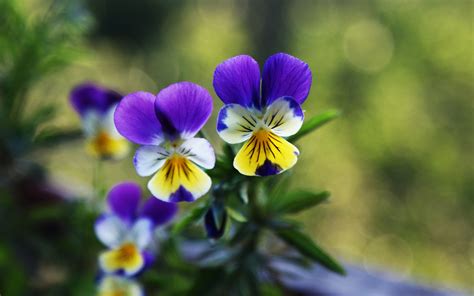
82,110 -> 101,137
128,218 -> 153,250
94,215 -> 127,248
101,104 -> 122,138
263,97 -> 304,137
178,138 -> 215,169
216,104 -> 259,144
134,145 -> 170,177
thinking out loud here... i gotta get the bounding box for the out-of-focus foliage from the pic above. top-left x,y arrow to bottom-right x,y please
0,0 -> 87,164
0,0 -> 98,294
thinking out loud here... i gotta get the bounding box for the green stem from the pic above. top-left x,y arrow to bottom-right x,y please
241,180 -> 262,254
92,160 -> 104,199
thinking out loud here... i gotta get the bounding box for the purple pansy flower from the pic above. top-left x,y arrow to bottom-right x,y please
95,182 -> 177,276
70,82 -> 129,159
214,53 -> 312,176
114,82 -> 215,203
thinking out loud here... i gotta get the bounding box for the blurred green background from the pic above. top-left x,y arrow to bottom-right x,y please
3,0 -> 473,292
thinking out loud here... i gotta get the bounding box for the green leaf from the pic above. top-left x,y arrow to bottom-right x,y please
276,229 -> 346,275
267,217 -> 304,230
271,190 -> 330,214
288,109 -> 341,142
226,206 -> 247,222
188,267 -> 227,295
172,204 -> 209,234
33,128 -> 82,148
26,104 -> 58,127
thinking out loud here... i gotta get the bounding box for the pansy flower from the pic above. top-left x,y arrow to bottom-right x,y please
70,83 -> 129,159
114,82 -> 215,202
214,53 -> 312,176
95,182 -> 177,276
97,275 -> 143,296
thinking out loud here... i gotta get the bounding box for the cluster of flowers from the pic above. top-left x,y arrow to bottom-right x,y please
70,53 -> 312,295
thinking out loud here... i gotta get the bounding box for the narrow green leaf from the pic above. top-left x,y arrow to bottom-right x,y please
267,218 -> 303,230
271,190 -> 330,214
226,206 -> 247,222
276,229 -> 346,275
33,128 -> 82,148
172,204 -> 209,234
288,109 -> 341,142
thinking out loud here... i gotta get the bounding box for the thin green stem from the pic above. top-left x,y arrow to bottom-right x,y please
241,180 -> 263,255
92,160 -> 104,199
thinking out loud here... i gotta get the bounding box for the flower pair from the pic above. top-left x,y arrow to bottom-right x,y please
114,53 -> 311,202
72,53 -> 312,203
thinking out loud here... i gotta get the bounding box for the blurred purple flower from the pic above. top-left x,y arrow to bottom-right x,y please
214,53 -> 312,176
204,204 -> 227,239
70,82 -> 129,159
95,182 -> 177,276
114,82 -> 215,203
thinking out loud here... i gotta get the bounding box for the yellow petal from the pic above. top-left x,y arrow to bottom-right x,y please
148,155 -> 211,202
233,129 -> 299,176
86,131 -> 129,159
99,243 -> 144,276
98,275 -> 143,296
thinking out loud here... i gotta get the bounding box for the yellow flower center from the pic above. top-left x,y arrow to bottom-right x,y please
93,131 -> 113,152
115,243 -> 139,264
99,242 -> 144,275
100,290 -> 126,296
233,128 -> 299,176
86,131 -> 129,159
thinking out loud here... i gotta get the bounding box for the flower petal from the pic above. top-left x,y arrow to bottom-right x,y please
107,182 -> 142,222
263,96 -> 304,137
261,53 -> 312,106
178,138 -> 216,169
213,55 -> 261,108
94,214 -> 128,248
70,82 -> 122,116
99,243 -> 144,276
133,145 -> 169,177
86,131 -> 129,160
91,106 -> 130,159
147,156 -> 211,202
142,251 -> 155,271
128,218 -> 153,249
139,197 -> 178,226
98,275 -> 144,296
155,82 -> 213,140
114,91 -> 164,145
204,205 -> 227,239
216,104 -> 259,144
102,105 -> 123,138
82,110 -> 102,137
233,130 -> 299,176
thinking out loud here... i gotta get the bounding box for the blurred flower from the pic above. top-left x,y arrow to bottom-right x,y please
70,83 -> 130,159
214,53 -> 312,176
95,182 -> 177,276
204,202 -> 227,239
97,275 -> 143,296
114,82 -> 215,202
